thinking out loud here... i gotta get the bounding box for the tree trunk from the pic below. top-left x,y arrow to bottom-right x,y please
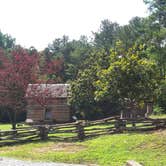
12,121 -> 16,130
12,110 -> 17,130
7,109 -> 17,130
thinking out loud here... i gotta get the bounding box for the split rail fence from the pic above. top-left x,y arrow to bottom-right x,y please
0,116 -> 166,146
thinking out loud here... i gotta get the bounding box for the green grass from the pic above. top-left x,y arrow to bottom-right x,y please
1,115 -> 166,165
150,114 -> 166,119
0,123 -> 30,131
0,123 -> 12,130
0,130 -> 166,166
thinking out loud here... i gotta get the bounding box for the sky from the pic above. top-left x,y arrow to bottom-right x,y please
0,0 -> 148,51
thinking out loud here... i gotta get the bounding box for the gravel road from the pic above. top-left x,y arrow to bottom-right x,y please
0,157 -> 87,166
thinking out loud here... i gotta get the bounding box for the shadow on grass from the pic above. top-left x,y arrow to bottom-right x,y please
0,135 -> 79,147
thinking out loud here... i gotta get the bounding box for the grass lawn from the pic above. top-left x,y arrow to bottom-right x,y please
0,123 -> 12,130
1,115 -> 166,165
150,114 -> 166,119
0,130 -> 166,166
0,123 -> 30,131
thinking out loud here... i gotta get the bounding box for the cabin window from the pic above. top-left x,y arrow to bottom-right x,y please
45,108 -> 52,120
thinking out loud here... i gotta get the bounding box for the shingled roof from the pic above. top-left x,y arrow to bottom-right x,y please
26,84 -> 70,98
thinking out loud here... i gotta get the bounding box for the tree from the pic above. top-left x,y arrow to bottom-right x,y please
25,55 -> 65,120
95,42 -> 159,112
0,47 -> 39,129
70,49 -> 121,120
47,35 -> 69,58
94,20 -> 119,53
142,0 -> 166,78
40,55 -> 64,83
118,17 -> 150,50
0,31 -> 15,49
44,35 -> 92,81
147,26 -> 166,78
64,36 -> 92,81
70,67 -> 97,119
26,84 -> 54,114
144,0 -> 166,27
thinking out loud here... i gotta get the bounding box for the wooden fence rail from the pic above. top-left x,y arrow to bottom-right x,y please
31,117 -> 166,141
1,117 -> 166,146
0,127 -> 39,146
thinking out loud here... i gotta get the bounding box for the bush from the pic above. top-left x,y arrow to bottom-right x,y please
153,105 -> 165,115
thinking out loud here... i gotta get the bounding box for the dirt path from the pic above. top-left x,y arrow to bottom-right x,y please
0,157 -> 87,166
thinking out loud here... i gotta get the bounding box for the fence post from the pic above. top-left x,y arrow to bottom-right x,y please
115,119 -> 121,132
13,130 -> 17,138
122,120 -> 126,130
132,121 -> 136,129
76,121 -> 85,141
155,121 -> 162,129
115,119 -> 126,132
38,126 -> 49,140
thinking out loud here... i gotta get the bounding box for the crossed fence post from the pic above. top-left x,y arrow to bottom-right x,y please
38,125 -> 49,140
115,118 -> 126,132
76,121 -> 85,141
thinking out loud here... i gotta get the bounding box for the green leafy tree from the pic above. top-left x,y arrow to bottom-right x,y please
146,26 -> 166,78
70,49 -> 100,119
144,0 -> 166,27
143,0 -> 166,112
70,68 -> 97,119
44,35 -> 92,81
94,20 -> 119,53
143,0 -> 166,78
0,31 -> 15,49
95,42 -> 159,112
70,49 -> 121,120
157,80 -> 166,113
118,17 -> 150,49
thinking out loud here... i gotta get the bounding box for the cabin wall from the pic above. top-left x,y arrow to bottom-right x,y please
27,108 -> 44,122
26,98 -> 70,123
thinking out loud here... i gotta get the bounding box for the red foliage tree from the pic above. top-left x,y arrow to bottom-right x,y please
0,47 -> 39,129
26,84 -> 53,110
40,57 -> 64,83
45,58 -> 64,75
25,56 -> 65,123
0,47 -> 64,128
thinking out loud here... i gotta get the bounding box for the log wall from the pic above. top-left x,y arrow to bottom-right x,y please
26,98 -> 70,123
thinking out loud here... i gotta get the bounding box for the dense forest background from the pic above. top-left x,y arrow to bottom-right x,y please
0,0 -> 166,122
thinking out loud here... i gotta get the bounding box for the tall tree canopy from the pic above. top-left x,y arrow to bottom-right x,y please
0,31 -> 15,49
94,20 -> 119,53
144,0 -> 166,27
95,42 -> 159,110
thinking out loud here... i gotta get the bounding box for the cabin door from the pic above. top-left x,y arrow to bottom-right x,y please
45,108 -> 52,121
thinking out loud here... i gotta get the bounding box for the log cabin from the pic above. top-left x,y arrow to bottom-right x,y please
25,84 -> 71,124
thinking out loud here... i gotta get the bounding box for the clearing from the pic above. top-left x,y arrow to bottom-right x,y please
0,129 -> 166,166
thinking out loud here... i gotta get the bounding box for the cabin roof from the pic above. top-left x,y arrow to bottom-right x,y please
26,84 -> 70,98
